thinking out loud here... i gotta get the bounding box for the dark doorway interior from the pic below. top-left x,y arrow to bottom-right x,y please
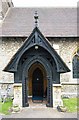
32,68 -> 43,102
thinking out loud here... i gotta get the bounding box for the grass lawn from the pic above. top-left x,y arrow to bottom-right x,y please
62,98 -> 79,113
0,97 -> 79,114
0,99 -> 13,115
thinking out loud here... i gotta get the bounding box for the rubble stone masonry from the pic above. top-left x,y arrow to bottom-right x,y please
0,37 -> 78,100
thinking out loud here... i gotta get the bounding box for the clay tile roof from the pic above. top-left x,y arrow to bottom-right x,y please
0,7 -> 77,37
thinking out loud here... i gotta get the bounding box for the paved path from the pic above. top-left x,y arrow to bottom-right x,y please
0,102 -> 78,119
2,108 -> 78,119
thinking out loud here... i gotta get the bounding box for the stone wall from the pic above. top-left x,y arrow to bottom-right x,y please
0,37 -> 25,83
61,84 -> 79,98
0,37 -> 78,100
48,37 -> 78,83
13,83 -> 22,106
53,84 -> 63,107
0,37 -> 25,99
0,83 -> 13,101
48,38 -> 78,98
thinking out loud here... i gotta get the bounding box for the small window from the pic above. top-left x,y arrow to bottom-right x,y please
72,55 -> 79,78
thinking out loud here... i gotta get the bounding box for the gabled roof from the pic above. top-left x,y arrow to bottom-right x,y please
4,26 -> 70,73
1,7 -> 77,37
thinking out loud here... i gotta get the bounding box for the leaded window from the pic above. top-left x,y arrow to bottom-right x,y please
73,55 -> 79,78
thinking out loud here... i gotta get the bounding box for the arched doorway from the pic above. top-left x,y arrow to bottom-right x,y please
28,63 -> 47,103
32,68 -> 43,101
22,56 -> 53,107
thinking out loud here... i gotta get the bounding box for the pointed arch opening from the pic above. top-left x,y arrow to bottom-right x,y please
28,62 -> 47,104
72,55 -> 79,78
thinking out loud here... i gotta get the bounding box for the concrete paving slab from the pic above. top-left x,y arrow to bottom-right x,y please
2,107 -> 77,119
